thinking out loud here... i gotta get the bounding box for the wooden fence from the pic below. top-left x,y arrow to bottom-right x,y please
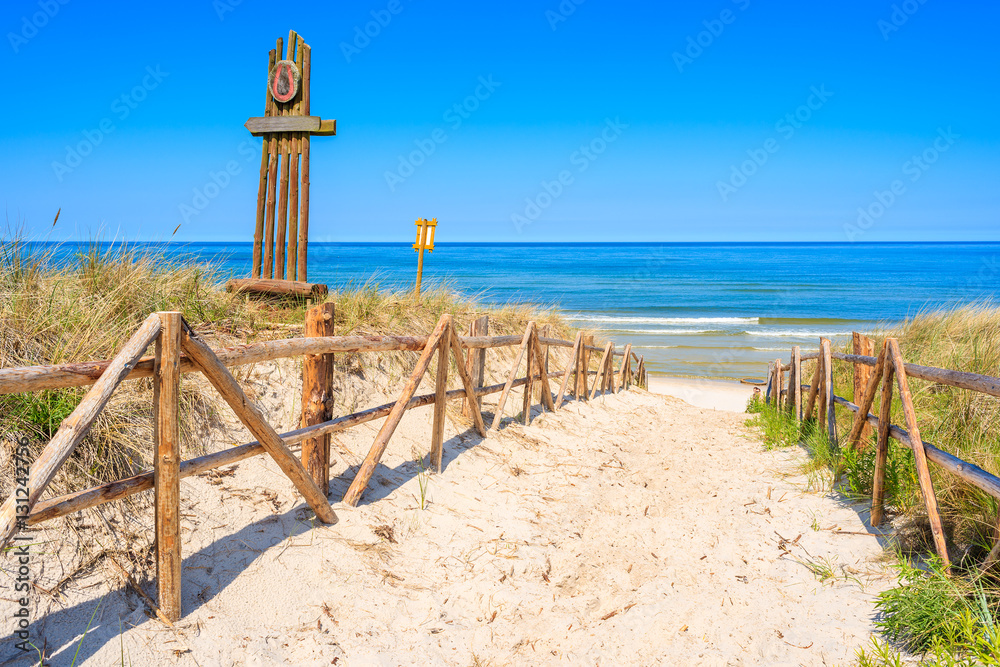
0,309 -> 647,621
763,333 -> 1000,571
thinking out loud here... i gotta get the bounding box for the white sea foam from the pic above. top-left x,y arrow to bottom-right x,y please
742,330 -> 853,338
569,316 -> 758,325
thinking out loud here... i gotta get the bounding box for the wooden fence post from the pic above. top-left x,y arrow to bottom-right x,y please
530,329 -> 556,413
775,358 -> 783,409
804,358 -> 821,421
590,342 -> 613,400
343,315 -> 450,505
821,338 -> 836,442
462,315 -> 488,418
791,346 -> 802,420
887,339 -> 950,567
766,361 -> 775,405
522,326 -> 534,425
302,302 -> 334,494
154,312 -> 182,622
618,344 -> 632,391
556,332 -> 582,406
871,357 -> 895,527
431,316 -> 452,471
579,334 -> 593,400
853,332 -> 875,445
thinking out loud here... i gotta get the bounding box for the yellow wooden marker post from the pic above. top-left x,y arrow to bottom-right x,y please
413,217 -> 437,298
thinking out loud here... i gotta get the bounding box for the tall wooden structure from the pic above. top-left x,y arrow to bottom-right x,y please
246,30 -> 336,282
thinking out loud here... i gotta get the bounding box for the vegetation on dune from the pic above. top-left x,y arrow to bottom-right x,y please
747,305 -> 1000,665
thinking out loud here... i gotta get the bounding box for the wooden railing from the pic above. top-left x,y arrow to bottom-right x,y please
763,334 -> 1000,571
0,309 -> 646,621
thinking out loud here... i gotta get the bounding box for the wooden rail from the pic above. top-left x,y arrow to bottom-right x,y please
1,309 -> 648,620
765,332 -> 1000,571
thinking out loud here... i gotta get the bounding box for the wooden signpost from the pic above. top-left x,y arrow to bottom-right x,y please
243,31 -> 336,285
413,217 -> 437,298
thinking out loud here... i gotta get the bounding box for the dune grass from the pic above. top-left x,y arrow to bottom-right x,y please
746,304 -> 1000,665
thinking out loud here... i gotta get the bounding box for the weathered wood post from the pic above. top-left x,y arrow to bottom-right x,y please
775,358 -> 783,409
154,312 -> 182,622
431,315 -> 452,471
820,338 -> 836,442
792,346 -> 802,420
462,315 -> 488,418
853,332 -> 875,445
302,302 -> 335,494
579,334 -> 594,400
522,326 -> 534,425
766,361 -> 775,405
871,353 -> 895,527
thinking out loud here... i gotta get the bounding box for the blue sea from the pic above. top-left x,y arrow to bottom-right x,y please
31,242 -> 1000,380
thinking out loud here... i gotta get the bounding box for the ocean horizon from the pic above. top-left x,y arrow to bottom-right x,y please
25,241 -> 1000,380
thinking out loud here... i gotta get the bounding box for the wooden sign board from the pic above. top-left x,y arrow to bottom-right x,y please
269,59 -> 300,103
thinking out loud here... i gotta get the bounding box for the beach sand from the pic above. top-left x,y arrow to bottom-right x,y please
648,374 -> 758,413
3,381 -> 894,666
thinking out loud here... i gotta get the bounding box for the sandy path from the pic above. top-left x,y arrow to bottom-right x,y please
3,389 -> 892,666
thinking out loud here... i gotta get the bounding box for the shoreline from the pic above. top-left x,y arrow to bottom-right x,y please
647,373 -> 757,412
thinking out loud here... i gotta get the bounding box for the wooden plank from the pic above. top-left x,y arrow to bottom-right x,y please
301,303 -> 334,494
431,317 -> 451,472
262,36 -> 284,279
0,314 -> 161,549
461,315 -> 488,417
846,342 -> 887,450
275,129 -> 291,279
154,312 -> 182,622
0,333 -> 569,396
489,322 -> 534,433
775,358 -> 783,410
313,119 -> 337,136
590,342 -> 613,401
226,278 -> 328,298
448,325 -> 487,437
342,316 -> 450,506
887,339 -> 950,567
245,116 -> 322,134
297,44 -> 311,281
765,361 -> 775,405
555,332 -> 582,406
871,359 -> 895,527
180,323 -> 337,524
831,351 -> 1000,398
791,346 -> 802,420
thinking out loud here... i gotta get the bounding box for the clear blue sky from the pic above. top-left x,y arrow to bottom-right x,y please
2,0 -> 997,242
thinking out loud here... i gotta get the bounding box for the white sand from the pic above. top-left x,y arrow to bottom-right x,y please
648,374 -> 758,413
2,385 -> 895,666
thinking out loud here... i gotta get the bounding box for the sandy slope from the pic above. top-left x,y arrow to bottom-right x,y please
2,387 -> 894,666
